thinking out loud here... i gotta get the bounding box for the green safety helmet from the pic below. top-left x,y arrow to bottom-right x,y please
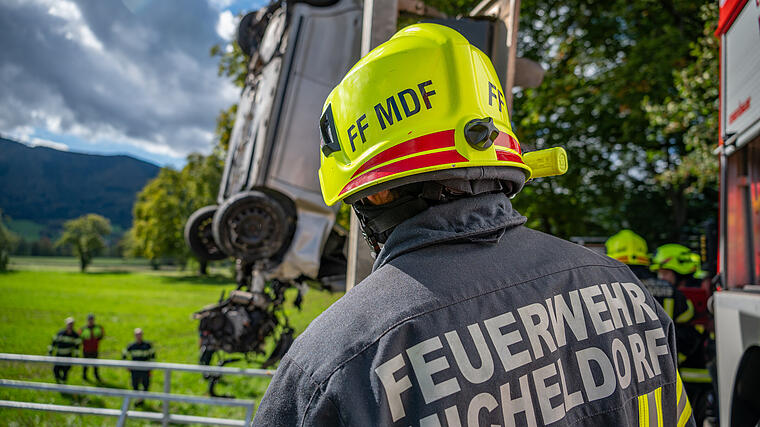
650,243 -> 701,275
605,229 -> 650,266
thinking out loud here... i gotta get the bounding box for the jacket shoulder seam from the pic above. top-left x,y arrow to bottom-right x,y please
287,356 -> 345,427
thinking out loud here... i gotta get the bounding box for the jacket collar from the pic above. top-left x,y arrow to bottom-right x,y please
373,192 -> 527,270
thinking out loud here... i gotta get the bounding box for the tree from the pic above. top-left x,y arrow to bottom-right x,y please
210,41 -> 248,89
130,153 -> 223,270
215,103 -> 238,152
131,168 -> 187,268
56,214 -> 111,272
0,210 -> 18,272
640,2 -> 719,239
511,0 -> 717,244
211,40 -> 247,153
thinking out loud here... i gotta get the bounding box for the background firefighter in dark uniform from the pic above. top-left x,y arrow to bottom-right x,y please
79,313 -> 105,382
605,230 -> 705,369
123,327 -> 155,404
648,243 -> 711,365
606,230 -> 695,325
651,243 -> 717,423
48,317 -> 80,383
254,24 -> 695,426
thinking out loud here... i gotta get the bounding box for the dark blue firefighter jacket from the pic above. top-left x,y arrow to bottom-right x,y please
254,192 -> 696,427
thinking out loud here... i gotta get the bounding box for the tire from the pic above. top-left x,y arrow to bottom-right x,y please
212,190 -> 297,263
730,346 -> 760,426
185,206 -> 228,261
237,10 -> 269,56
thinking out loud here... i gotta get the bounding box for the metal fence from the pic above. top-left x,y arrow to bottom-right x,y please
0,353 -> 275,426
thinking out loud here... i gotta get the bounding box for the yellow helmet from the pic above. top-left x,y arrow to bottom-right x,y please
650,243 -> 701,276
605,229 -> 650,266
318,23 -> 567,206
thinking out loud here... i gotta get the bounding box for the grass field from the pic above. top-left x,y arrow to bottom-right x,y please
0,257 -> 344,426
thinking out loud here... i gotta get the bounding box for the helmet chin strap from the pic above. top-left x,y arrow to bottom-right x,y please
353,194 -> 430,256
351,180 -> 508,255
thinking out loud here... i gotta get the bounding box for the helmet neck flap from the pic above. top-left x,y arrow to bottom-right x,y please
353,171 -> 523,255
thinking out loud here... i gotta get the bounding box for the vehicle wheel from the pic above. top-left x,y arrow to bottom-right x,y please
731,345 -> 760,426
185,206 -> 227,261
237,9 -> 269,56
212,190 -> 297,263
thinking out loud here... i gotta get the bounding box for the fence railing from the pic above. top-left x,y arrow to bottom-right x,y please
0,353 -> 275,426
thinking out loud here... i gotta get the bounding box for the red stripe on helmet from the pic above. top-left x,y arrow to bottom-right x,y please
496,150 -> 525,164
339,149 -> 468,196
351,129 -> 456,179
494,132 -> 521,154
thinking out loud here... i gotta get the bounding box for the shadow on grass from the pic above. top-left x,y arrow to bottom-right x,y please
60,392 -> 107,406
79,395 -> 109,408
83,270 -> 133,275
0,270 -> 21,276
159,274 -> 233,286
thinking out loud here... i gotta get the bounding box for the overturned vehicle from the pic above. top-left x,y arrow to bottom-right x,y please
186,0 -> 362,390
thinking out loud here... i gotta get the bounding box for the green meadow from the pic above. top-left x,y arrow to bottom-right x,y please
0,258 -> 343,426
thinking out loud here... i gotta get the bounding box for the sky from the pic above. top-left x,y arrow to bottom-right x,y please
0,0 -> 267,168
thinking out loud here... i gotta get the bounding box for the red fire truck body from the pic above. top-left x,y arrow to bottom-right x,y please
713,1 -> 760,425
717,0 -> 760,287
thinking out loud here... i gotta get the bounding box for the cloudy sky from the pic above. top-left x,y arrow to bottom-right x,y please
0,0 -> 267,167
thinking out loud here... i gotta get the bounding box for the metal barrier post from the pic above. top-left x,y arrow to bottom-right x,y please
117,397 -> 130,427
244,404 -> 255,426
162,370 -> 171,427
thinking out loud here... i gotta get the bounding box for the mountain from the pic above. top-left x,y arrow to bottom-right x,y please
0,137 -> 160,231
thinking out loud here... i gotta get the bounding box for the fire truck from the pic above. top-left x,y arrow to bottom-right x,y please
711,0 -> 760,425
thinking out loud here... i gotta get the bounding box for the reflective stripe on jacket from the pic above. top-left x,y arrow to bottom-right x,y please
254,193 -> 696,426
48,329 -> 81,357
123,341 -> 155,369
80,325 -> 104,353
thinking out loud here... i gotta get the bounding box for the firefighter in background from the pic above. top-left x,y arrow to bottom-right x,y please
48,317 -> 81,383
606,230 -> 695,324
79,313 -> 104,382
651,242 -> 717,423
123,328 -> 155,405
606,231 -> 703,361
651,244 -> 705,289
650,243 -> 712,364
254,24 -> 695,426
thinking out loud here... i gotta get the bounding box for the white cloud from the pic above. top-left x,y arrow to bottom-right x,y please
216,10 -> 237,41
29,137 -> 70,151
0,0 -> 239,161
3,126 -> 34,141
47,1 -> 79,20
47,0 -> 104,52
0,130 -> 70,152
